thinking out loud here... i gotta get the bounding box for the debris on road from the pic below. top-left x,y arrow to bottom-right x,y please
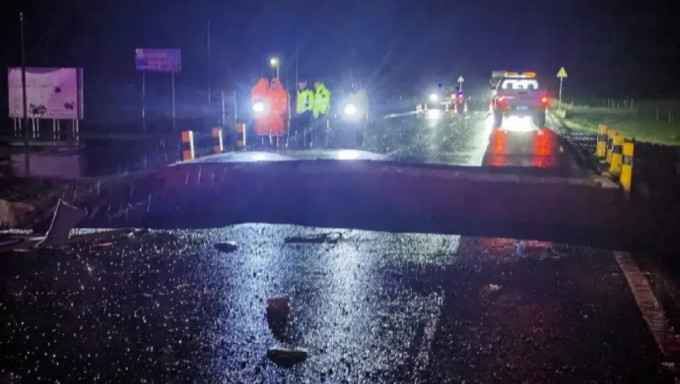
660,361 -> 675,373
267,346 -> 308,367
482,283 -> 502,297
515,240 -> 568,261
267,297 -> 291,341
35,199 -> 87,248
284,232 -> 342,244
0,199 -> 34,227
214,241 -> 238,253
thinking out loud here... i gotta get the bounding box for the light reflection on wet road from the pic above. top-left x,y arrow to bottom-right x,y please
0,226 -> 667,383
187,111 -> 580,176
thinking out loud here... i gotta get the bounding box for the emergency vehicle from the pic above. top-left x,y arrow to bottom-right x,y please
416,89 -> 452,119
491,72 -> 549,127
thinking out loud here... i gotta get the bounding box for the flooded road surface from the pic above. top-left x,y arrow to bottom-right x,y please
0,225 -> 669,383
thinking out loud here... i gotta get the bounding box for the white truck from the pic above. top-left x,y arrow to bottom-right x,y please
491,71 -> 549,128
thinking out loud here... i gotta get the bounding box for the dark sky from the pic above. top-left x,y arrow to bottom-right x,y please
2,0 -> 680,116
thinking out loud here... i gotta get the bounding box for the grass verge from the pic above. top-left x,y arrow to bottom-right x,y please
556,105 -> 680,145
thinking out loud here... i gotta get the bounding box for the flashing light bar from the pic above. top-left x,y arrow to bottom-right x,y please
504,71 -> 536,78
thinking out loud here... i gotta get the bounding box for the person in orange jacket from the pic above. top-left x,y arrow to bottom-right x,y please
251,78 -> 272,143
268,78 -> 290,146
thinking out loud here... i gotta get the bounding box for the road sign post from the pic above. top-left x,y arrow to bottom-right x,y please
135,48 -> 182,131
557,67 -> 568,112
142,73 -> 146,131
457,75 -> 464,92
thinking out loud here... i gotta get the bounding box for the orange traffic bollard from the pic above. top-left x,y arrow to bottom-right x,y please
212,127 -> 224,154
236,123 -> 246,149
181,130 -> 194,161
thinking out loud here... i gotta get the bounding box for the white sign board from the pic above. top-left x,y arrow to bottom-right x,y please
8,67 -> 83,119
457,76 -> 465,83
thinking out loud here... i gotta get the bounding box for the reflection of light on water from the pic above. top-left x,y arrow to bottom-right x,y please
251,153 -> 270,161
425,109 -> 442,120
337,150 -> 361,160
502,116 -> 537,132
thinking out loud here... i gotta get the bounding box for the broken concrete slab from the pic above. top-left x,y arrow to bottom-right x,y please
266,346 -> 308,367
266,297 -> 291,341
284,232 -> 342,244
35,199 -> 86,248
214,241 -> 238,253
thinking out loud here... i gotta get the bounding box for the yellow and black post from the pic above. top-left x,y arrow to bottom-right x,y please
606,129 -> 618,164
212,126 -> 224,154
609,133 -> 624,177
621,139 -> 635,194
596,124 -> 607,159
181,130 -> 194,161
236,123 -> 246,149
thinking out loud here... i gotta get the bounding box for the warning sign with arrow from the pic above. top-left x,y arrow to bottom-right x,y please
557,67 -> 568,78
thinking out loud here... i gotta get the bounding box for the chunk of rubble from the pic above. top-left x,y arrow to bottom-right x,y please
284,232 -> 342,244
266,297 -> 291,340
35,199 -> 86,248
0,200 -> 34,228
214,241 -> 238,253
267,346 -> 308,367
660,361 -> 675,373
481,284 -> 501,297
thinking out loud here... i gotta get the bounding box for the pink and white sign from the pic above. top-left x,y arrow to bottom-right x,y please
8,67 -> 83,119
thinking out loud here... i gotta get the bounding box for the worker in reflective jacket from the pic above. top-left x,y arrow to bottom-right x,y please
311,80 -> 331,148
251,78 -> 271,145
268,78 -> 289,146
290,78 -> 314,149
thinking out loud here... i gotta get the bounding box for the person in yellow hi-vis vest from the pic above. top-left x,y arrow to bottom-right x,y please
290,78 -> 314,149
311,80 -> 331,148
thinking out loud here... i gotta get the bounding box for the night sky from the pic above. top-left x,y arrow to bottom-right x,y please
2,0 -> 680,118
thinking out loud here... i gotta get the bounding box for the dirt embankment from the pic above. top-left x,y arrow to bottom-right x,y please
0,173 -> 161,234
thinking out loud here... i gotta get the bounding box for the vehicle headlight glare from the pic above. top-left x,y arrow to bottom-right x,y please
252,101 -> 266,113
344,103 -> 358,116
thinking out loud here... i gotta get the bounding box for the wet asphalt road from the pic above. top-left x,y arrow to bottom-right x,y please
0,111 -> 671,383
0,226 -> 669,383
193,110 -> 582,176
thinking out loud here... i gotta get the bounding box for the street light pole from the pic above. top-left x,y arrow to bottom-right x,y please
20,12 -> 29,147
270,58 -> 279,80
206,19 -> 211,105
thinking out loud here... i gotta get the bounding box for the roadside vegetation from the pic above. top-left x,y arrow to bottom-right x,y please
555,102 -> 680,145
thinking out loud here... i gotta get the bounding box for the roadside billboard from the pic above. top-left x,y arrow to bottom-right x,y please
8,67 -> 84,119
135,48 -> 182,73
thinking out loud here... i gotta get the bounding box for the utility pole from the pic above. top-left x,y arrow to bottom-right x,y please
206,19 -> 211,105
20,12 -> 29,147
295,46 -> 299,86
